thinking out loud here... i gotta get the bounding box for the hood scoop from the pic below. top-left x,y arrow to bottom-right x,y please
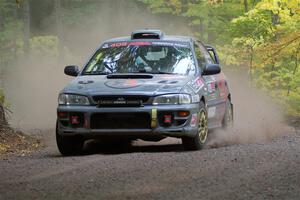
107,74 -> 153,79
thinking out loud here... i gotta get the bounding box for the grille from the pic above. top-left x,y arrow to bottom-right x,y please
93,95 -> 150,107
90,112 -> 151,129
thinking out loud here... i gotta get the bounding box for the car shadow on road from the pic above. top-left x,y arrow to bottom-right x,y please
80,140 -> 185,155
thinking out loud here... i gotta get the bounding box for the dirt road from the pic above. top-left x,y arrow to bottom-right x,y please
1,68 -> 298,199
0,130 -> 300,200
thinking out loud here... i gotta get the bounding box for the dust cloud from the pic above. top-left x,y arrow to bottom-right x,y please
207,69 -> 293,148
3,2 -> 192,131
2,2 -> 292,146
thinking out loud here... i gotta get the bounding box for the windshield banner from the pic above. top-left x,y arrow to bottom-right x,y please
103,41 -> 189,48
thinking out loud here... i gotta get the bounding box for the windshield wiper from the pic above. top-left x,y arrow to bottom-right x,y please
131,69 -> 148,73
83,71 -> 111,75
150,71 -> 178,75
130,70 -> 178,75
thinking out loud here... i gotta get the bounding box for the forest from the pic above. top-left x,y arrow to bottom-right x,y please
0,0 -> 299,127
1,1 -> 300,198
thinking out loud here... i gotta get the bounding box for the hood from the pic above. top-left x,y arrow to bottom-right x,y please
62,74 -> 194,96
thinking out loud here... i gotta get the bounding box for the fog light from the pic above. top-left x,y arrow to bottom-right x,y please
163,115 -> 172,125
178,111 -> 190,117
57,112 -> 68,119
71,115 -> 80,125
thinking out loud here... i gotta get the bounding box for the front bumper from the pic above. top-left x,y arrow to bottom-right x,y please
57,104 -> 200,139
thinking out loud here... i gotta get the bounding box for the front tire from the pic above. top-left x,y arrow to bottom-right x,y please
56,123 -> 84,156
182,101 -> 208,150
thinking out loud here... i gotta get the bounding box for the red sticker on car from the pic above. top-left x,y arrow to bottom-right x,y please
124,79 -> 138,87
196,78 -> 204,87
109,42 -> 151,48
128,42 -> 151,46
189,77 -> 204,92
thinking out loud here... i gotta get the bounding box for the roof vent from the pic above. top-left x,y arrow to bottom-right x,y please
131,29 -> 164,40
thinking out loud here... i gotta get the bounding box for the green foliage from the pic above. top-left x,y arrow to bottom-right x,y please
142,0 -> 300,117
141,0 -> 248,44
141,0 -> 185,14
0,0 -> 23,65
0,89 -> 5,105
235,0 -> 300,117
61,0 -> 99,27
29,36 -> 59,58
0,0 -> 299,117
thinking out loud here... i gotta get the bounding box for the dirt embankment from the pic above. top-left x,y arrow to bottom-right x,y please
0,127 -> 42,157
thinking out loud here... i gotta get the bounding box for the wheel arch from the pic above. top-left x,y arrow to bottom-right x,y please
200,95 -> 206,107
226,93 -> 234,122
227,93 -> 231,102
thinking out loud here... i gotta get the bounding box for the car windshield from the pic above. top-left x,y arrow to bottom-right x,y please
82,41 -> 196,76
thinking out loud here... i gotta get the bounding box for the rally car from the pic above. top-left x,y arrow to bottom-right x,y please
56,30 -> 233,155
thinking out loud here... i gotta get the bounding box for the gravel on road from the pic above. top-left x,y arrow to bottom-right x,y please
0,130 -> 300,200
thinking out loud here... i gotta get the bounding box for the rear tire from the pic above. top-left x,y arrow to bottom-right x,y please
222,99 -> 233,129
56,123 -> 84,156
182,101 -> 208,150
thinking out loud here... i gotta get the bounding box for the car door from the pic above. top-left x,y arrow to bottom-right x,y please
194,42 -> 227,128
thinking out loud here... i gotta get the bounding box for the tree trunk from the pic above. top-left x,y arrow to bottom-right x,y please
244,0 -> 249,12
287,48 -> 299,96
0,103 -> 7,127
271,0 -> 281,26
207,11 -> 214,43
23,0 -> 30,55
0,9 -> 4,32
199,17 -> 204,41
55,0 -> 64,64
249,46 -> 253,86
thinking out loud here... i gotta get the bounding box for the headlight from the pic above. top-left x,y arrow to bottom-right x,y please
153,94 -> 191,105
58,94 -> 90,105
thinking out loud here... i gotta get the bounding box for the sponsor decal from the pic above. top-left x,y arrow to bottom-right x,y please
208,107 -> 216,118
103,41 -> 189,48
196,78 -> 204,86
218,81 -> 227,99
160,75 -> 185,79
105,80 -> 143,89
99,97 -> 142,106
78,80 -> 94,84
102,43 -> 109,48
123,79 -> 138,87
191,94 -> 200,103
189,77 -> 204,92
207,82 -> 216,93
151,42 -> 189,47
203,75 -> 216,83
104,42 -> 152,48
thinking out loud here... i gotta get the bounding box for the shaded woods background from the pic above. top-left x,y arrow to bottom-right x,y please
0,0 -> 299,131
0,0 -> 192,129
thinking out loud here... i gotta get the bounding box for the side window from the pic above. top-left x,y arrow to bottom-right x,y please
194,44 -> 206,69
207,51 -> 216,63
198,44 -> 214,64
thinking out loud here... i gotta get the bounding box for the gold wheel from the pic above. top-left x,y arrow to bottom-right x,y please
198,110 -> 208,144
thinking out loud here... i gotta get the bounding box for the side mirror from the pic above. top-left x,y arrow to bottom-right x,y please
64,65 -> 80,77
205,45 -> 220,64
202,64 -> 221,76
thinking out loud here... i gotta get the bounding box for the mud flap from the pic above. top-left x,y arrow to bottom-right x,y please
231,103 -> 234,122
